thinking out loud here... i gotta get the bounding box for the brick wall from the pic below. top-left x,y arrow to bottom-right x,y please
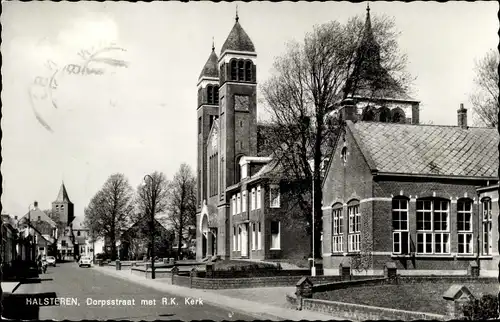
301,298 -> 445,321
312,277 -> 386,293
170,275 -> 341,289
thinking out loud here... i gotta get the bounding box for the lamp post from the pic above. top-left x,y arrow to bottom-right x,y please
143,174 -> 156,279
311,173 -> 316,277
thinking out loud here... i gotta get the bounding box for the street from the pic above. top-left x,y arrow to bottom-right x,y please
4,262 -> 255,321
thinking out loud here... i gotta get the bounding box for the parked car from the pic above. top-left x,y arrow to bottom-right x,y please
78,256 -> 92,268
46,256 -> 56,267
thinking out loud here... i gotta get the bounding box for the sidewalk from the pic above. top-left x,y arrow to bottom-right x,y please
94,266 -> 340,321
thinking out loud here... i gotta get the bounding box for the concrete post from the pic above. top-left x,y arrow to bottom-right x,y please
295,277 -> 313,311
443,285 -> 475,319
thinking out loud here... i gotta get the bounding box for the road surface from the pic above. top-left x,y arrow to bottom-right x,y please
4,261 -> 256,321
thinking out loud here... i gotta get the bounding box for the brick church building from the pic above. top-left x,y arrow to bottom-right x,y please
196,14 -> 312,261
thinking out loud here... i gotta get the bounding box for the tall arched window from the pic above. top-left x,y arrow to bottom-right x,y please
332,203 -> 343,253
347,200 -> 360,252
214,86 -> 219,104
379,107 -> 391,122
230,60 -> 238,80
392,197 -> 409,254
362,107 -> 375,121
391,108 -> 406,123
416,198 -> 450,254
207,85 -> 213,104
245,61 -> 252,81
238,60 -> 245,81
457,198 -> 473,255
482,197 -> 492,255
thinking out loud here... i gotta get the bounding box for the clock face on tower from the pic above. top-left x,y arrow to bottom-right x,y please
234,95 -> 250,111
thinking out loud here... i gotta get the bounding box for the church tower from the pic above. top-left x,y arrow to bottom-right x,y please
197,42 -> 220,212
51,182 -> 74,226
218,12 -> 257,204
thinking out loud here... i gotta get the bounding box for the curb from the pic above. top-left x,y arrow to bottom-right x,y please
94,267 -> 287,321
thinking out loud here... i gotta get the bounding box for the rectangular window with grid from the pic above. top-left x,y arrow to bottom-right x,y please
482,198 -> 493,255
242,190 -> 247,213
237,226 -> 241,251
457,199 -> 473,255
233,226 -> 236,251
257,222 -> 262,250
252,223 -> 256,250
271,221 -> 280,249
270,185 -> 280,208
251,188 -> 256,210
256,186 -> 261,209
332,208 -> 343,253
348,204 -> 360,252
392,198 -> 409,254
416,199 -> 450,254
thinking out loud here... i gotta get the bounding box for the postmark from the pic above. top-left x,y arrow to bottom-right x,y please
28,42 -> 130,133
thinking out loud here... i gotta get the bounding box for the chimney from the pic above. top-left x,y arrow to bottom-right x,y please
34,201 -> 38,208
340,99 -> 357,122
457,103 -> 467,129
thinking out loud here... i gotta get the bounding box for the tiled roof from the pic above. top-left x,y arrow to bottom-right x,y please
221,20 -> 255,54
349,121 -> 499,177
199,48 -> 219,79
20,208 -> 57,227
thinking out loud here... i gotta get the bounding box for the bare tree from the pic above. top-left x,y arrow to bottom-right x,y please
83,173 -> 135,260
260,13 -> 412,258
136,171 -> 171,258
166,163 -> 197,258
470,49 -> 499,127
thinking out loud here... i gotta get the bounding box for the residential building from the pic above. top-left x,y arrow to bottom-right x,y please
195,13 -> 312,261
120,215 -> 173,260
1,214 -> 18,269
321,102 -> 499,275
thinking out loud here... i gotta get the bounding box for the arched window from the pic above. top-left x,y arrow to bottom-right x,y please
245,61 -> 252,81
379,107 -> 391,122
362,107 -> 375,122
332,203 -> 344,253
482,197 -> 492,255
214,86 -> 219,104
392,197 -> 409,254
207,85 -> 213,104
347,200 -> 360,252
457,198 -> 473,255
238,60 -> 245,81
391,108 -> 406,123
230,60 -> 238,80
416,198 -> 450,254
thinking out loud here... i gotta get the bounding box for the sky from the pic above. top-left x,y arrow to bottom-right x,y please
1,1 -> 498,219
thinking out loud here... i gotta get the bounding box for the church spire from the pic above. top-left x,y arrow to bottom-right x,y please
212,37 -> 215,51
235,5 -> 239,22
55,181 -> 72,203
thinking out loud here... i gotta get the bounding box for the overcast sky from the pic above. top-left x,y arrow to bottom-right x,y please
1,1 -> 497,219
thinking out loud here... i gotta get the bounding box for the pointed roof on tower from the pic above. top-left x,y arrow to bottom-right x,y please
199,42 -> 219,80
221,11 -> 255,54
55,182 -> 72,203
344,4 -> 415,102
